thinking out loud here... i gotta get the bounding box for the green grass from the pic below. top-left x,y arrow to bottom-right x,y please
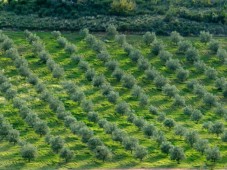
0,31 -> 227,169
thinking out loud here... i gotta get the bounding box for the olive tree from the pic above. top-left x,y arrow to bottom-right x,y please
85,68 -> 96,81
134,146 -> 148,161
7,129 -> 20,144
88,137 -> 103,150
173,95 -> 185,107
133,117 -> 146,129
105,60 -> 119,71
205,146 -> 221,164
215,77 -> 226,90
149,105 -> 159,115
177,40 -> 192,54
92,74 -> 105,87
210,121 -> 224,137
163,118 -> 175,129
199,31 -> 212,44
81,99 -> 93,113
121,74 -> 136,89
94,145 -> 111,162
137,57 -> 150,71
112,68 -> 124,82
122,137 -> 138,153
194,139 -> 209,155
34,121 -> 49,136
221,131 -> 227,142
194,60 -> 207,73
154,75 -> 167,89
176,68 -> 189,82
112,129 -> 125,143
131,85 -> 143,99
185,47 -> 199,63
143,123 -> 156,137
209,39 -> 219,53
160,141 -> 173,155
143,32 -> 156,45
162,84 -> 179,98
97,50 -> 110,62
205,67 -> 217,80
170,146 -> 185,164
217,48 -> 227,62
115,34 -> 126,46
50,136 -> 65,153
115,101 -> 130,115
174,125 -> 187,138
190,109 -> 203,123
145,67 -> 159,81
65,43 -> 77,54
170,31 -> 182,45
107,91 -> 119,103
60,147 -> 74,162
151,40 -> 164,55
79,127 -> 94,143
139,93 -> 149,106
106,25 -> 118,39
159,50 -> 173,62
185,131 -> 199,147
203,93 -> 217,107
166,58 -> 181,71
21,143 -> 37,162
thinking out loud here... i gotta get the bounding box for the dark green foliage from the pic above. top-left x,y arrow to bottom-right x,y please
88,137 -> 103,150
112,68 -> 124,82
143,32 -> 156,45
209,39 -> 219,53
154,75 -> 167,89
170,31 -> 182,44
34,121 -> 49,136
160,141 -> 173,155
194,139 -> 209,155
194,60 -> 207,73
50,136 -> 64,153
92,74 -> 105,87
105,60 -> 119,71
134,146 -> 148,161
210,121 -> 224,137
81,99 -> 93,113
122,137 -> 138,153
115,101 -> 130,115
21,144 -> 37,162
145,68 -> 159,81
203,121 -> 213,131
85,68 -> 96,81
176,68 -> 189,82
88,112 -> 99,123
170,146 -> 185,164
205,146 -> 221,163
190,109 -> 203,123
177,40 -> 192,54
94,146 -> 111,162
106,25 -> 118,39
159,50 -> 172,62
163,118 -> 175,129
121,74 -> 136,89
199,31 -> 212,43
203,93 -> 217,107
143,124 -> 156,137
205,67 -> 217,79
185,131 -> 199,147
215,105 -> 227,116
79,127 -> 94,143
60,147 -> 74,162
7,129 -> 20,144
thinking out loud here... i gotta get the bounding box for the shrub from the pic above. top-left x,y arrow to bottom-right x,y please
157,112 -> 166,122
210,121 -> 224,137
7,129 -> 20,144
143,124 -> 156,137
34,121 -> 49,136
176,68 -> 189,82
131,85 -> 143,99
115,101 -> 130,115
92,74 -> 105,87
205,146 -> 221,163
145,67 -> 159,81
97,50 -> 110,62
94,146 -> 111,162
133,117 -> 146,129
52,31 -> 61,38
203,93 -> 217,107
121,74 -> 136,89
65,43 -> 77,54
205,67 -> 217,79
105,60 -> 119,71
139,93 -> 149,106
215,77 -> 226,90
159,50 -> 173,62
79,127 -> 94,143
193,84 -> 206,97
1,38 -> 14,51
78,60 -> 89,71
112,68 -> 124,82
174,125 -> 186,138
106,25 -> 118,39
21,144 -> 37,162
112,129 -> 125,143
199,31 -> 212,44
177,40 -> 192,53
60,147 -> 74,162
183,105 -> 193,116
162,84 -> 179,98
52,65 -> 64,79
190,109 -> 203,123
170,31 -> 182,44
194,139 -> 209,155
149,105 -> 159,115
134,146 -> 148,161
71,55 -> 81,64
107,91 -> 119,103
81,99 -> 93,113
163,118 -> 175,129
217,48 -> 227,62
38,50 -> 49,62
103,123 -> 117,134
185,131 -> 199,147
88,112 -> 99,123
137,57 -> 150,71
85,68 -> 96,81
160,141 -> 173,155
129,49 -> 142,62
185,47 -> 199,63
122,137 -> 138,153
80,28 -> 89,38
194,60 -> 206,73
101,83 -> 113,96
154,75 -> 167,89
57,37 -> 67,48
115,34 -> 126,46
221,131 -> 227,142
88,137 -> 103,150
143,32 -> 156,45
151,40 -> 164,55
170,146 -> 185,164
209,39 -> 219,53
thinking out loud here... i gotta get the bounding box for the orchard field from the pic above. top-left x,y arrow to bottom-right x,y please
0,28 -> 227,169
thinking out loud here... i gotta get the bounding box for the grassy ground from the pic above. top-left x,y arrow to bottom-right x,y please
0,31 -> 227,169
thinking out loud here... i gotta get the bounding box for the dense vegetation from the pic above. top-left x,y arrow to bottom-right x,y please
0,27 -> 227,169
0,0 -> 226,34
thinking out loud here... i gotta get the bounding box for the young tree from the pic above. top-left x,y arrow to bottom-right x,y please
177,40 -> 192,54
176,68 -> 189,82
166,58 -> 181,71
121,74 -> 136,89
170,146 -> 185,164
194,139 -> 209,155
163,118 -> 175,129
60,147 -> 74,162
21,143 -> 37,162
209,39 -> 219,53
115,101 -> 130,115
199,31 -> 212,44
106,25 -> 118,39
158,50 -> 173,62
170,31 -> 182,45
190,109 -> 203,123
143,32 -> 156,45
94,145 -> 111,162
210,121 -> 224,137
7,129 -> 20,145
185,47 -> 199,63
50,136 -> 65,153
151,40 -> 164,55
205,146 -> 221,164
185,131 -> 199,147
205,67 -> 217,80
134,146 -> 148,161
122,137 -> 138,153
162,84 -> 179,98
160,141 -> 173,155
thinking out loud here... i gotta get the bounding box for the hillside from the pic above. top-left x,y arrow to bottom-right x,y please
0,29 -> 227,169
